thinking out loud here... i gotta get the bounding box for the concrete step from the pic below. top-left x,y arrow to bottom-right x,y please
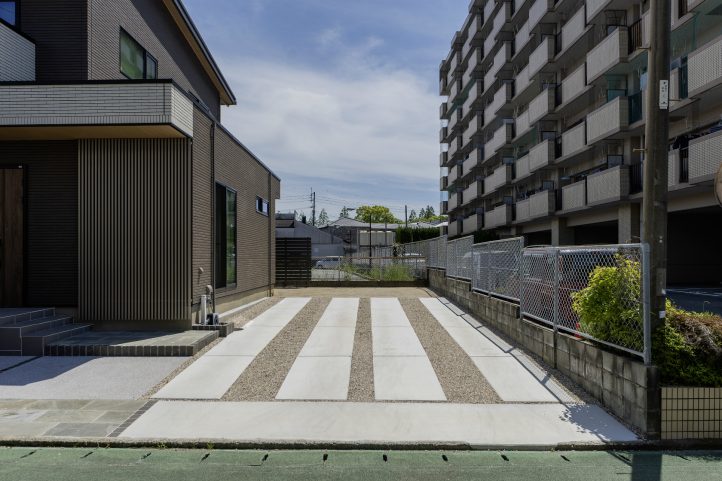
0,308 -> 55,326
0,316 -> 74,352
21,324 -> 93,356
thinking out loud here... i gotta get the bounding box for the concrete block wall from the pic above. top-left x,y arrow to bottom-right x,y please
429,268 -> 660,437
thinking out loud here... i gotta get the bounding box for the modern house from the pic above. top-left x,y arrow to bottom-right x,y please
440,0 -> 722,284
322,218 -> 440,254
0,0 -> 280,333
275,213 -> 346,258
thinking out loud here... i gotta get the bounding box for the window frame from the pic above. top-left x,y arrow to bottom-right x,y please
256,196 -> 270,216
119,28 -> 158,80
214,183 -> 238,290
0,0 -> 19,27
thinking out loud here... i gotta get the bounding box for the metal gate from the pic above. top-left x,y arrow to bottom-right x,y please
275,238 -> 312,287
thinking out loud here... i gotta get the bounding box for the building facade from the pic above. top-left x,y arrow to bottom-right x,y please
440,0 -> 722,284
0,0 -> 280,329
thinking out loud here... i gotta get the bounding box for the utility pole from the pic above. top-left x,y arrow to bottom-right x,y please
311,189 -> 316,227
405,205 -> 408,228
642,0 -> 670,440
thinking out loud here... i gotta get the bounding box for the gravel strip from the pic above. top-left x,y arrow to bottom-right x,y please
223,298 -> 331,401
347,298 -> 374,402
141,337 -> 223,399
399,298 -> 502,404
225,297 -> 282,329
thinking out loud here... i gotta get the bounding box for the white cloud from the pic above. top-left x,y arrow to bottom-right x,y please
219,58 -> 440,195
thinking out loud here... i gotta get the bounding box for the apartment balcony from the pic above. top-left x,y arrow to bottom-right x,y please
491,3 -> 509,40
462,54 -> 481,89
440,75 -> 449,96
514,63 -> 532,99
462,81 -> 484,116
558,63 -> 588,110
559,6 -> 588,56
514,153 -> 532,182
441,201 -> 449,215
468,12 -> 483,41
484,123 -> 514,161
0,22 -> 35,81
462,214 -> 483,235
688,34 -> 722,98
463,148 -> 482,175
528,36 -> 555,78
440,102 -> 449,119
462,181 -> 482,205
527,87 -> 556,125
483,0 -> 497,30
668,148 -> 690,188
462,114 -> 484,149
514,109 -> 531,139
484,82 -> 513,121
449,79 -> 461,103
484,204 -> 513,229
440,126 -> 449,143
689,130 -> 722,183
449,110 -> 460,132
448,136 -> 461,160
448,164 -> 461,185
448,192 -> 460,212
449,219 -> 460,237
484,43 -> 513,88
515,19 -> 533,57
586,27 -> 629,83
0,81 -> 194,140
516,190 -> 555,223
484,164 -> 513,193
586,96 -> 629,145
528,0 -> 554,31
440,176 -> 449,191
562,180 -> 586,211
586,0 -> 609,23
528,139 -> 555,171
440,151 -> 448,167
586,166 -> 630,205
560,121 -> 587,159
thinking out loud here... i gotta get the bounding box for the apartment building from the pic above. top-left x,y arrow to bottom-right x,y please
0,0 -> 280,330
439,0 -> 722,284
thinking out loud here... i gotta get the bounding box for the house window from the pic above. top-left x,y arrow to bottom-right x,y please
0,1 -> 17,26
120,29 -> 158,80
215,184 -> 237,288
256,197 -> 270,216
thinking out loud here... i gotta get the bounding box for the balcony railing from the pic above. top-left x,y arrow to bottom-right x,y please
514,153 -> 531,181
463,149 -> 481,174
448,164 -> 461,185
449,219 -> 460,237
586,166 -> 630,205
528,0 -> 552,31
586,96 -> 629,144
0,22 -> 35,81
449,192 -> 460,212
516,190 -> 555,222
515,19 -> 532,54
514,63 -> 532,98
528,36 -> 554,78
462,181 -> 482,205
462,213 -> 482,234
463,114 -> 483,148
529,139 -> 555,171
440,176 -> 449,191
485,123 -> 514,160
561,121 -> 587,158
527,87 -> 556,125
485,83 -> 512,121
562,180 -> 586,210
560,63 -> 587,105
484,204 -> 513,229
484,164 -> 513,193
484,0 -> 496,27
688,34 -> 722,98
515,109 -> 531,138
586,0 -> 610,23
449,79 -> 461,102
689,130 -> 722,183
560,6 -> 587,54
448,136 -> 460,159
586,27 -> 629,83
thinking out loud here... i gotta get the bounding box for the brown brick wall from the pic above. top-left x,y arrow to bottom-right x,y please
0,141 -> 78,307
20,0 -> 88,82
87,0 -> 221,118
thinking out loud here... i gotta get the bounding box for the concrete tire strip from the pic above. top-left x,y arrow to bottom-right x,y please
153,298 -> 311,399
370,298 -> 446,401
419,298 -> 569,403
276,298 -> 359,400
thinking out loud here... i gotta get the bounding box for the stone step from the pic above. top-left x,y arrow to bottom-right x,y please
0,316 -> 74,353
0,308 -> 55,326
21,324 -> 93,356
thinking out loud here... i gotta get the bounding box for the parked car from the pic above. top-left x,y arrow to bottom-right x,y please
315,258 -> 342,269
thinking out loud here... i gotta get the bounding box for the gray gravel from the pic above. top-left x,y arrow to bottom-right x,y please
225,297 -> 281,329
223,298 -> 331,401
400,298 -> 502,404
347,298 -> 374,402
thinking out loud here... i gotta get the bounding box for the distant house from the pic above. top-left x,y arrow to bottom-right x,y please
321,218 -> 440,253
275,214 -> 346,258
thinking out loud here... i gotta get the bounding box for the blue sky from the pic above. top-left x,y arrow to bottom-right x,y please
184,0 -> 468,221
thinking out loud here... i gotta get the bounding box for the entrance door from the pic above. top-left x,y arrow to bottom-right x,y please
0,168 -> 24,307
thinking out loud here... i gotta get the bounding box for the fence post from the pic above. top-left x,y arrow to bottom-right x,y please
642,242 -> 652,365
552,247 -> 560,369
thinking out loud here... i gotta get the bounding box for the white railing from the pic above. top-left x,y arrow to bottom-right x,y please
528,87 -> 555,124
463,214 -> 482,235
516,190 -> 554,222
688,34 -> 722,97
528,36 -> 553,78
515,108 -> 531,137
529,139 -> 555,171
561,6 -> 587,53
515,154 -> 531,181
587,166 -> 630,204
484,164 -> 512,193
485,83 -> 509,120
562,180 -> 586,210
528,0 -> 551,30
449,192 -> 460,211
462,80 -> 482,114
586,27 -> 628,82
485,204 -> 512,228
448,164 -> 460,185
462,181 -> 481,205
689,130 -> 722,183
515,20 -> 532,53
562,121 -> 586,157
485,124 -> 513,160
463,114 -> 482,148
514,63 -> 532,97
484,0 -> 496,29
586,0 -> 610,23
463,150 -> 479,174
586,96 -> 629,144
561,63 -> 587,105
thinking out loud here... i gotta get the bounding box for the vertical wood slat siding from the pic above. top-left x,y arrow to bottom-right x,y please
79,139 -> 191,324
191,110 -> 213,307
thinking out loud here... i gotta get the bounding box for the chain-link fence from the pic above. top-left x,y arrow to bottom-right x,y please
472,237 -> 524,301
446,236 -> 474,280
399,236 -> 447,269
520,244 -> 648,358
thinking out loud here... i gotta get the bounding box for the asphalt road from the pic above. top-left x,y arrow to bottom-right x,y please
667,287 -> 722,315
1,448 -> 721,481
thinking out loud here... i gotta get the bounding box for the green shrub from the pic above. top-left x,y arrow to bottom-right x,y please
395,227 -> 440,244
571,256 -> 642,349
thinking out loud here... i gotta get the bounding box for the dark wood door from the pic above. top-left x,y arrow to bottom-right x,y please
0,168 -> 24,307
